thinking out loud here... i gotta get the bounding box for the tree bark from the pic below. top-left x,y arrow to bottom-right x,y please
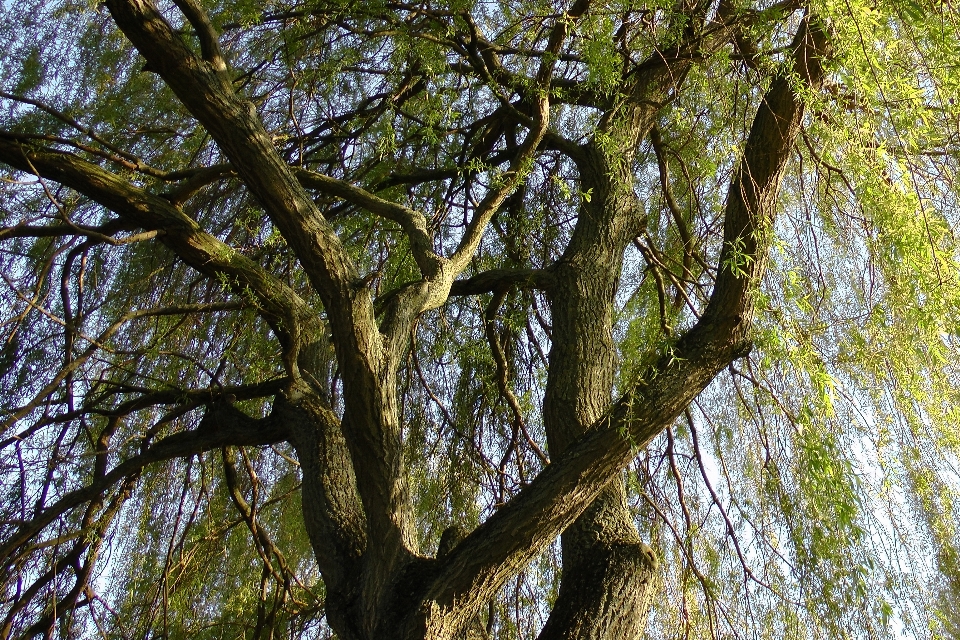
0,4 -> 830,638
535,15 -> 829,638
539,136 -> 657,639
537,483 -> 659,640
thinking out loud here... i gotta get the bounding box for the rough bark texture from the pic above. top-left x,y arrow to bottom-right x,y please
0,2 -> 830,638
533,11 -> 729,626
539,499 -> 659,640
539,143 -> 658,639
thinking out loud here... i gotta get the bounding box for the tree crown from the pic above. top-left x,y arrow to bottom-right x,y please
1,0 -> 959,638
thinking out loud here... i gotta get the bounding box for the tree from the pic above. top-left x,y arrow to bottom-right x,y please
0,0 -> 958,638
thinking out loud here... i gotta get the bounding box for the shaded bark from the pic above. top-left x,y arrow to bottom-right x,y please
537,491 -> 659,640
540,143 -> 657,640
0,3 -> 830,638
281,391 -> 368,640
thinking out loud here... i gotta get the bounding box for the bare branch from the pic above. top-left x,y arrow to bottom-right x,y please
0,401 -> 290,572
0,138 -> 323,359
294,168 -> 440,277
448,268 -> 554,297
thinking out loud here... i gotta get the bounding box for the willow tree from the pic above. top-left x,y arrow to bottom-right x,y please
1,0 -> 958,638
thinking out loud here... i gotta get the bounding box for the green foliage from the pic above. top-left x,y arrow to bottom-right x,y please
1,0 -> 960,638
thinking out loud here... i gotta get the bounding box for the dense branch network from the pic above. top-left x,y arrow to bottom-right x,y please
3,1 -> 954,639
0,0 -> 810,626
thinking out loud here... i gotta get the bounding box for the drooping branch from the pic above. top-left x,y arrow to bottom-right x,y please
0,139 -> 368,588
221,446 -> 298,598
0,400 -> 290,574
1,475 -> 136,640
0,92 -> 176,178
0,219 -> 129,241
404,13 -> 832,636
0,378 -> 288,452
701,13 -> 831,329
0,139 -> 315,334
0,302 -> 244,436
0,137 -> 331,381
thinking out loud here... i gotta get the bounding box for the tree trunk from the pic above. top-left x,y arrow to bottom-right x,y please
539,143 -> 659,640
539,483 -> 659,640
0,3 -> 830,637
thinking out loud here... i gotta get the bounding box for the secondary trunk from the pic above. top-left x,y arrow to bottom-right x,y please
539,142 -> 660,640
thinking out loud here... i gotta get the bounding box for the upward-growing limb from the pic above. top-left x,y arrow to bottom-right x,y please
410,11 -> 831,639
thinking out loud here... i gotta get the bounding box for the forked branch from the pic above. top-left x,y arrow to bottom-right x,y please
409,13 -> 832,635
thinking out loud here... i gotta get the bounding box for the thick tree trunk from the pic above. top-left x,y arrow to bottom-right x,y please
538,483 -> 659,640
0,3 -> 830,638
539,143 -> 659,639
